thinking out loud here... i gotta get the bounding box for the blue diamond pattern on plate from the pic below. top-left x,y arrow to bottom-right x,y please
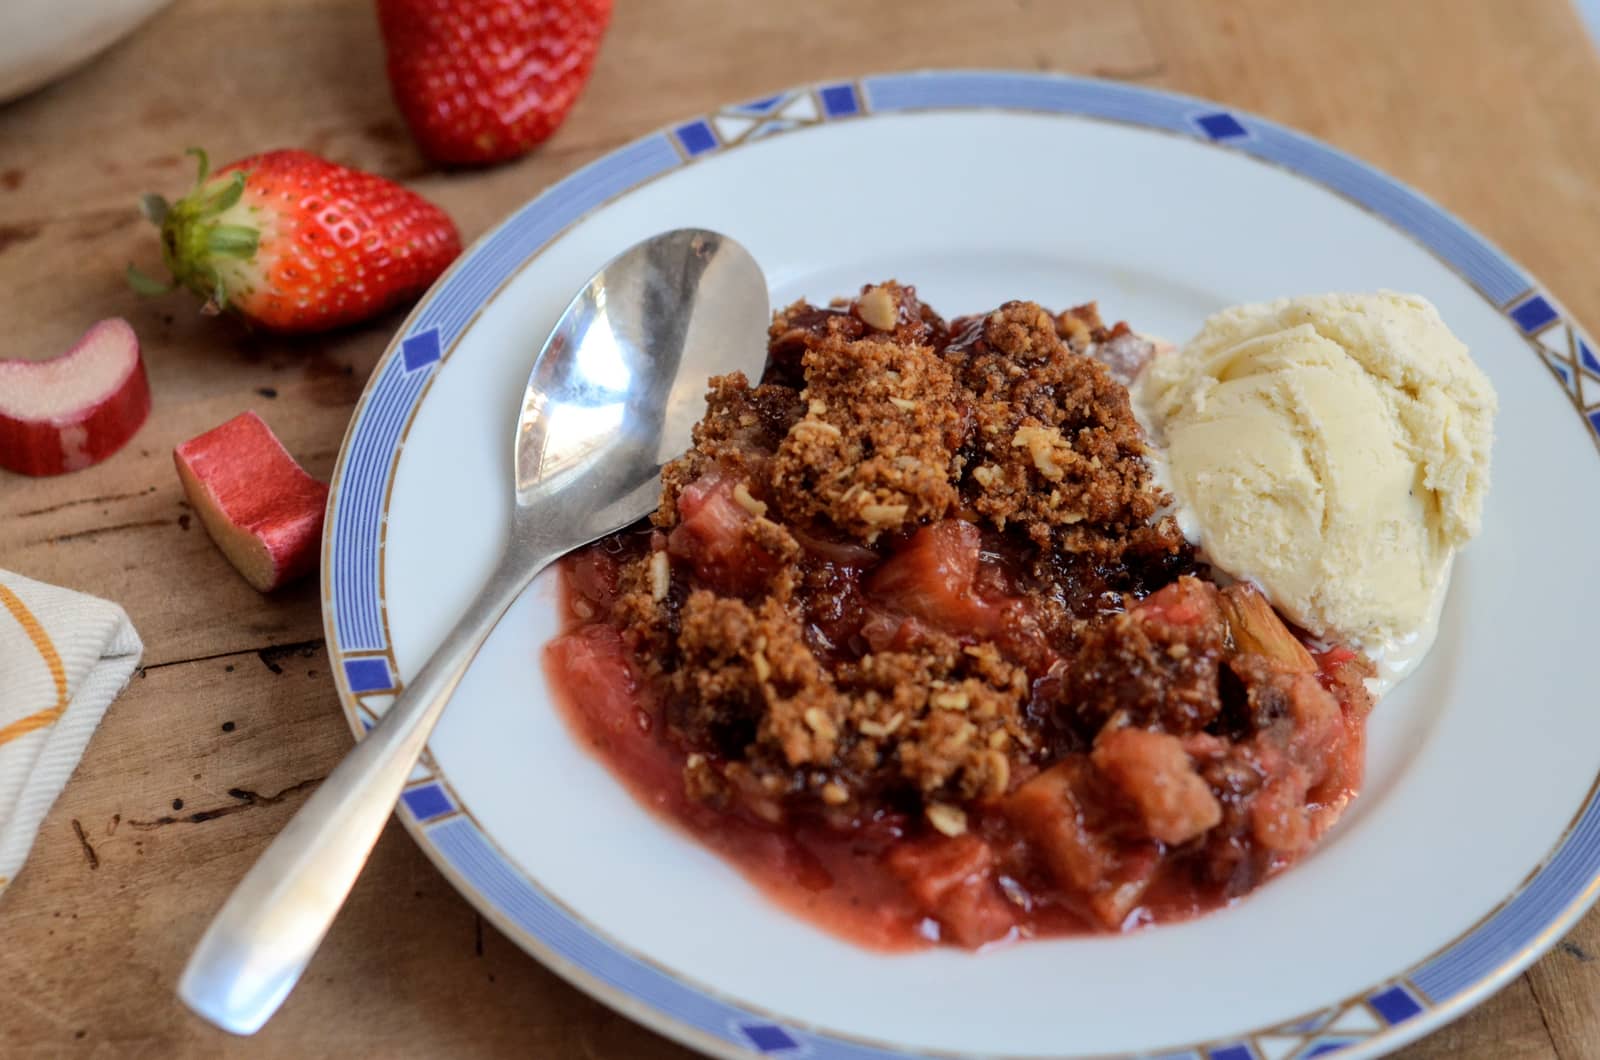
401,328 -> 442,371
739,1022 -> 801,1053
1581,337 -> 1600,376
1509,294 -> 1559,334
343,656 -> 392,693
1208,1045 -> 1254,1060
1194,111 -> 1249,140
401,782 -> 454,822
731,92 -> 787,115
674,120 -> 718,156
818,83 -> 860,117
1367,984 -> 1424,1024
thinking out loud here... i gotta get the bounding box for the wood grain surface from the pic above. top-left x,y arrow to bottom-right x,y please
3,1 -> 1598,1056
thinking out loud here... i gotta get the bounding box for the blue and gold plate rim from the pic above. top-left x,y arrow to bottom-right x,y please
319,70 -> 1600,1060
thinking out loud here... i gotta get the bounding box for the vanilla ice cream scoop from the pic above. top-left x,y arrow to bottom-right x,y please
1138,292 -> 1496,651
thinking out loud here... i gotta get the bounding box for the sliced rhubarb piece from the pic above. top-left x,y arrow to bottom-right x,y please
868,519 -> 1006,635
1091,727 -> 1221,845
1002,757 -> 1160,928
1217,582 -> 1318,673
1133,576 -> 1222,629
0,318 -> 150,476
174,411 -> 328,592
666,468 -> 780,592
885,833 -> 1016,948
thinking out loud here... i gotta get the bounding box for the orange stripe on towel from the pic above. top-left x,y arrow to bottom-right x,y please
0,583 -> 69,747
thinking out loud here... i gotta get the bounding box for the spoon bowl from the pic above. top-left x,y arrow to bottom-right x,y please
514,229 -> 769,547
179,228 -> 769,1035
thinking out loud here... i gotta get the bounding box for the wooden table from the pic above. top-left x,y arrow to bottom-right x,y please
3,0 -> 1598,1056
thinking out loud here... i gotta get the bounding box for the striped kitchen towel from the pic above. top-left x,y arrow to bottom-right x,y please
0,569 -> 142,895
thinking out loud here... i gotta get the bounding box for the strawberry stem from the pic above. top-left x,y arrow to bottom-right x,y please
186,147 -> 210,186
129,148 -> 259,313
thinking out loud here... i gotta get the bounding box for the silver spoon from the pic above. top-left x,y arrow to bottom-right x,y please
179,228 -> 770,1035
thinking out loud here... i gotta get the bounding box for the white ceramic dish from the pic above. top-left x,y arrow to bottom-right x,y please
321,72 -> 1600,1059
0,0 -> 170,104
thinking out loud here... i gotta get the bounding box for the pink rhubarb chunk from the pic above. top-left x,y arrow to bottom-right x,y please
174,411 -> 329,592
0,318 -> 151,476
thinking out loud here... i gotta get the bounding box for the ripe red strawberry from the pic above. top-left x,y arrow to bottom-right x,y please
129,149 -> 461,333
377,0 -> 613,166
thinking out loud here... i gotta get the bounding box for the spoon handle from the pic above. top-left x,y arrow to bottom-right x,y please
178,546 -> 547,1035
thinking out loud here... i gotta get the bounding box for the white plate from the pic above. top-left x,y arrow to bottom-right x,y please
321,72 -> 1600,1059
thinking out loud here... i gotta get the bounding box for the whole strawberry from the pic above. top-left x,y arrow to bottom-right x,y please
378,0 -> 612,166
130,149 -> 461,333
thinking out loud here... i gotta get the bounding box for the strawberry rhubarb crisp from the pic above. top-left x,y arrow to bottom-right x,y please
545,283 -> 1375,950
